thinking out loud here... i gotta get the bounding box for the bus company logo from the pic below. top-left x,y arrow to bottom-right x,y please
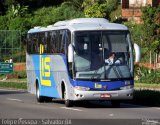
95,83 -> 102,89
40,44 -> 51,86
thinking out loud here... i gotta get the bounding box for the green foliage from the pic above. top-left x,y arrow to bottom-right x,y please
8,71 -> 27,79
134,65 -> 160,84
110,5 -> 121,22
64,0 -> 84,10
14,71 -> 27,79
0,16 -> 8,30
84,3 -> 106,18
11,51 -> 26,62
0,1 -> 84,63
83,0 -> 118,18
8,17 -> 30,34
151,40 -> 160,54
141,5 -> 160,50
135,83 -> 160,89
30,4 -> 84,27
0,30 -> 22,62
124,22 -> 144,46
7,4 -> 29,18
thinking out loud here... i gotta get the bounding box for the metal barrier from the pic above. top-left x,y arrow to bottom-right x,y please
0,30 -> 24,63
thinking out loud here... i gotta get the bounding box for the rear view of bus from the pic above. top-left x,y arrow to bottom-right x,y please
26,18 -> 140,107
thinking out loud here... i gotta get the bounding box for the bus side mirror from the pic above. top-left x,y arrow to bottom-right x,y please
68,44 -> 74,63
134,43 -> 141,63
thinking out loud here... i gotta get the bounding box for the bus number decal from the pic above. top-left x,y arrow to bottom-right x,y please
40,44 -> 51,86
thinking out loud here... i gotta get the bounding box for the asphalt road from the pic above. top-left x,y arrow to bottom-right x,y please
0,88 -> 160,125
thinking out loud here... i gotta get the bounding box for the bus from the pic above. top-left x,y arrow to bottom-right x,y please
26,18 -> 140,107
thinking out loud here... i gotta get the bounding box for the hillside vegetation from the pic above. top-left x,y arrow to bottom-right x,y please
0,0 -> 160,84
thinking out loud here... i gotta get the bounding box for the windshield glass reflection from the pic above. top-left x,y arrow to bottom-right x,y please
74,31 -> 133,80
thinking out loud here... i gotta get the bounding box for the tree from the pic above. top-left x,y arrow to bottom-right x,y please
141,5 -> 160,52
7,4 -> 28,18
64,0 -> 84,10
82,0 -> 118,18
31,3 -> 84,27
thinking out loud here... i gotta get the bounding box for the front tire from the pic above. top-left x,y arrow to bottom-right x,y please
36,83 -> 44,103
64,88 -> 73,107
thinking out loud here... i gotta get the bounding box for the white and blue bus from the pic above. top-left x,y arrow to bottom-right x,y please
26,18 -> 140,107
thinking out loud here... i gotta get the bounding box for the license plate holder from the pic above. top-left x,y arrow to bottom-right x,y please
100,94 -> 111,98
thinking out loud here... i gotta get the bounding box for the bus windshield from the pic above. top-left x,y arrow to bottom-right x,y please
74,31 -> 133,80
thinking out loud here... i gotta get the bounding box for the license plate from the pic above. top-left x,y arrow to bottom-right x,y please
100,94 -> 111,98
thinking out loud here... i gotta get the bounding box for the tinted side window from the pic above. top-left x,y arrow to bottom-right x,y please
27,34 -> 32,54
56,30 -> 60,53
46,32 -> 51,53
49,31 -> 57,53
27,30 -> 71,54
59,30 -> 65,54
66,30 -> 71,54
39,32 -> 47,54
49,30 -> 65,54
27,33 -> 39,54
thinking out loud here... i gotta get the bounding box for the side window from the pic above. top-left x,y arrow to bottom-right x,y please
28,30 -> 71,55
50,31 -> 57,53
28,33 -> 39,54
39,32 -> 47,54
56,30 -> 61,53
59,30 -> 65,54
33,34 -> 39,54
46,32 -> 51,53
66,30 -> 71,54
49,30 -> 64,54
27,34 -> 31,54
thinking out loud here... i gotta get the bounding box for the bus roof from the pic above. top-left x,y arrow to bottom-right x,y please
28,18 -> 128,33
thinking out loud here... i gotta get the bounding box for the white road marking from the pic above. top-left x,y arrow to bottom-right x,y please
0,88 -> 26,92
0,89 -> 18,91
155,108 -> 160,110
109,114 -> 114,117
143,119 -> 160,124
60,107 -> 82,112
7,98 -> 23,102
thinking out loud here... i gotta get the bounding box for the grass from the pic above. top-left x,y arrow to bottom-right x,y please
134,83 -> 160,89
0,82 -> 27,90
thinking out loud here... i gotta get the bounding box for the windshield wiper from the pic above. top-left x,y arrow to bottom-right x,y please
116,66 -> 124,78
90,68 -> 100,81
112,66 -> 121,79
105,65 -> 121,79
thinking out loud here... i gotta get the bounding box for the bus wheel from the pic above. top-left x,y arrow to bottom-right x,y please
111,101 -> 120,108
64,88 -> 73,107
36,83 -> 44,103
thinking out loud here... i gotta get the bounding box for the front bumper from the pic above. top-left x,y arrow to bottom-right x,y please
73,88 -> 134,101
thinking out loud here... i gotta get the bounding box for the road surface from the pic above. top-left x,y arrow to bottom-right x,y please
0,88 -> 160,125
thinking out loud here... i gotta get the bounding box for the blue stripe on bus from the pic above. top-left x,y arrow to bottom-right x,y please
74,80 -> 134,91
32,55 -> 60,98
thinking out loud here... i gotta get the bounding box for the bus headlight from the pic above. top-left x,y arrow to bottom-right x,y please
125,81 -> 131,85
75,86 -> 90,91
120,85 -> 133,90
